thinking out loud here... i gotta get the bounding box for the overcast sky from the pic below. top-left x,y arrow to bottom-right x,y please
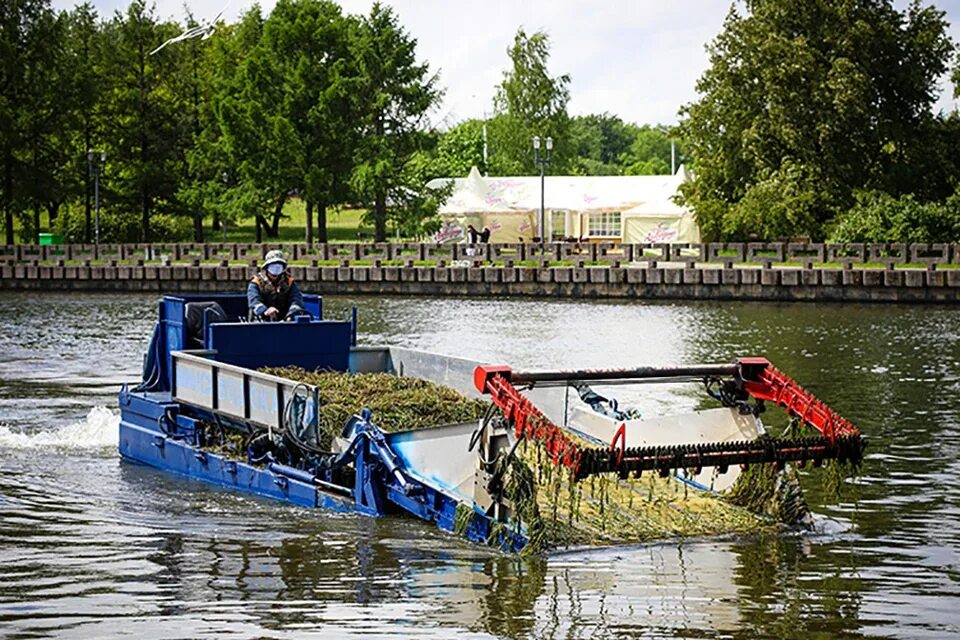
52,0 -> 960,127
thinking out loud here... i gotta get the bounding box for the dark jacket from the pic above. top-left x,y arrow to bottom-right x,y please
247,271 -> 306,320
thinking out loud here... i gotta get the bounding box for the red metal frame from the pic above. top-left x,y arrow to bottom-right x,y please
473,359 -> 862,480
736,357 -> 860,443
476,366 -> 584,474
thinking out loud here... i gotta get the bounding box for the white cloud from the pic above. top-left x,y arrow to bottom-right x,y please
52,0 -> 960,125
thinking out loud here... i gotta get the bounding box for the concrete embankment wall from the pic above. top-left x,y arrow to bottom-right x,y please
2,241 -> 959,303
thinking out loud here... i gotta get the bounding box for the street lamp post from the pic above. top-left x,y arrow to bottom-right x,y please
533,136 -> 553,244
87,150 -> 105,246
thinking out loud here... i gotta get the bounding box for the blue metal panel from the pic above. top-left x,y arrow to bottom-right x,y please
208,321 -> 352,371
119,419 -> 352,512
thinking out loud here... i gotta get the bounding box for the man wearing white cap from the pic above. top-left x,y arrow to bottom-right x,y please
247,249 -> 306,321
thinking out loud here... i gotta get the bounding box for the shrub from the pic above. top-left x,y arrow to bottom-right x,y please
828,191 -> 960,243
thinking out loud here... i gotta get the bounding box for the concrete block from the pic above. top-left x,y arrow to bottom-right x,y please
116,266 -> 130,280
64,267 -> 76,279
862,270 -> 883,287
352,267 -> 369,282
740,269 -> 760,285
780,269 -> 799,286
625,267 -> 644,284
449,267 -> 466,283
663,268 -> 683,284
820,269 -> 841,286
645,268 -> 663,284
702,268 -> 721,285
216,267 -> 229,281
588,268 -> 608,284
537,268 -> 553,283
434,267 -> 450,283
201,266 -> 217,281
554,267 -> 571,283
883,270 -> 904,287
320,267 -> 337,281
483,267 -> 500,283
842,270 -> 862,287
800,269 -> 819,286
946,270 -> 960,287
417,267 -> 433,282
682,268 -> 702,285
400,267 -> 417,282
90,266 -> 102,280
0,265 -> 12,279
383,267 -> 399,282
904,270 -> 924,288
52,267 -> 64,279
171,266 -> 185,280
501,267 -> 517,283
368,267 -> 383,282
26,266 -> 38,279
78,267 -> 91,280
926,270 -> 946,288
608,267 -> 626,284
517,267 -> 536,283
38,266 -> 51,279
185,266 -> 202,281
230,266 -> 248,281
338,267 -> 353,282
572,267 -> 589,283
467,268 -> 483,283
720,269 -> 740,285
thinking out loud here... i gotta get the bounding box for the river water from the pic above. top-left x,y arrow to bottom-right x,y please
0,292 -> 957,639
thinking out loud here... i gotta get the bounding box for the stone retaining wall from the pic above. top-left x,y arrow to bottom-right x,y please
3,261 -> 957,303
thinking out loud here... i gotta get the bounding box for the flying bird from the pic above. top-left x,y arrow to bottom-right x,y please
150,1 -> 232,55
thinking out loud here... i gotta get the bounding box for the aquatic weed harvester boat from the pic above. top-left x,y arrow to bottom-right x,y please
119,294 -> 866,552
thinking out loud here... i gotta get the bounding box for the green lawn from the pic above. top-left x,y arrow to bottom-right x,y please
208,200 -> 372,243
12,198 -> 373,244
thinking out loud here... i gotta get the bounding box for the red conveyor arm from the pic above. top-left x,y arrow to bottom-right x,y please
735,358 -> 860,443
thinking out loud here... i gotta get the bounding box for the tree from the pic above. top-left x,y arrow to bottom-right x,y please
64,3 -> 103,243
261,0 -> 356,244
488,28 -> 570,176
350,3 -> 441,242
677,0 -> 955,241
431,119 -> 486,178
99,0 -> 191,242
0,0 -> 57,244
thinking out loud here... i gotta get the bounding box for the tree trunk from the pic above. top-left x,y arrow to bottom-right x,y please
305,199 -> 313,245
374,188 -> 387,242
84,130 -> 91,244
212,211 -> 221,231
4,151 -> 14,245
269,195 -> 285,238
193,209 -> 204,243
317,201 -> 328,243
33,203 -> 40,244
255,214 -> 265,243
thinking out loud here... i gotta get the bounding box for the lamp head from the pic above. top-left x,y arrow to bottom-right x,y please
546,137 -> 553,151
532,136 -> 541,150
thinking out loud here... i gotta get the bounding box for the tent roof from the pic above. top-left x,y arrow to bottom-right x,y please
428,166 -> 690,215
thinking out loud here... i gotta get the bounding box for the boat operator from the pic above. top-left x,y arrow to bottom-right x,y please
247,249 -> 307,321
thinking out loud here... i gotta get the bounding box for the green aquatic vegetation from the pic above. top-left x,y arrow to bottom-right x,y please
453,502 -> 474,537
261,367 -> 489,447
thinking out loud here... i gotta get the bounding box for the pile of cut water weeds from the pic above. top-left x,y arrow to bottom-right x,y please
262,367 -> 488,448
258,368 -> 823,554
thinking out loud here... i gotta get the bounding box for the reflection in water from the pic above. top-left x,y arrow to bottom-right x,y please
0,292 -> 958,638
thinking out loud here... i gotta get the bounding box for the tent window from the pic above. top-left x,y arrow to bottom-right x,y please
587,212 -> 621,237
551,211 -> 566,240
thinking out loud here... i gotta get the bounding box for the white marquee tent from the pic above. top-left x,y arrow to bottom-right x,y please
427,166 -> 699,244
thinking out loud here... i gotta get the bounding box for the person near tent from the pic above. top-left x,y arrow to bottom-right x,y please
466,224 -> 480,243
478,227 -> 491,243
